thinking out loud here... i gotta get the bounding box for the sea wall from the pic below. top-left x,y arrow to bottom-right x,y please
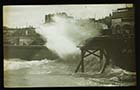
4,45 -> 59,60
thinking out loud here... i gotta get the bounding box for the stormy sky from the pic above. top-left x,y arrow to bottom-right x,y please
3,4 -> 132,28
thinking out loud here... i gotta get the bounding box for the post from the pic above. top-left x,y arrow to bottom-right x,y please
99,49 -> 103,70
81,49 -> 85,72
99,49 -> 110,73
75,49 -> 85,73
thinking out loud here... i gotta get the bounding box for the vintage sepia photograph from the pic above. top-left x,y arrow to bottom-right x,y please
3,4 -> 136,87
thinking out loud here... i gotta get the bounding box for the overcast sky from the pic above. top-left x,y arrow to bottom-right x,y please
3,4 -> 132,28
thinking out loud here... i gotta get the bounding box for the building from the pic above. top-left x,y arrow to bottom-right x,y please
111,7 -> 134,35
3,26 -> 46,45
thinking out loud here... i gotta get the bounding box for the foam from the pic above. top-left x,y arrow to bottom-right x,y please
4,59 -> 50,71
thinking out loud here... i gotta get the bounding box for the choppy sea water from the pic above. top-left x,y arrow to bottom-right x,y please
4,58 -> 136,87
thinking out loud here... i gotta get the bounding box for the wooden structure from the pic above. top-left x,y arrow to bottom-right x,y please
75,36 -> 111,73
75,35 -> 135,73
75,48 -> 110,73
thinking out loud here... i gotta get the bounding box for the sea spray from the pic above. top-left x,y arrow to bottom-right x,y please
35,14 -> 107,60
4,59 -> 50,71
